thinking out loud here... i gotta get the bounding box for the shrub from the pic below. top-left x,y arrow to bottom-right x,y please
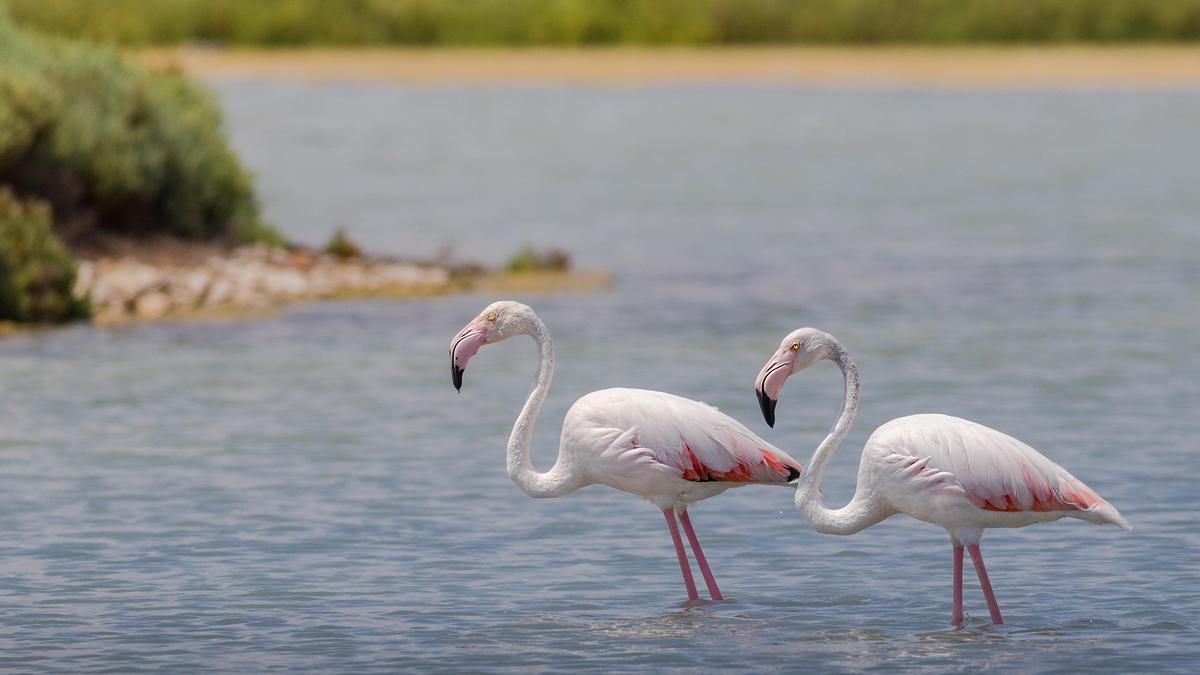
0,187 -> 88,323
323,227 -> 361,259
505,246 -> 571,274
0,11 -> 280,246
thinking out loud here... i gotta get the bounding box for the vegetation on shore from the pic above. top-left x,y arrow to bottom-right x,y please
0,12 -> 279,321
0,12 -> 277,246
0,188 -> 88,323
323,227 -> 363,260
6,0 -> 1200,46
506,247 -> 572,274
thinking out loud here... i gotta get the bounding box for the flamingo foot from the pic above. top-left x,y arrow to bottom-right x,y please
678,510 -> 724,601
663,508 -> 700,602
967,544 -> 1004,625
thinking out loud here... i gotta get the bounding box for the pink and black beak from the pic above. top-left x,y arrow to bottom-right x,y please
449,320 -> 489,391
754,356 -> 791,428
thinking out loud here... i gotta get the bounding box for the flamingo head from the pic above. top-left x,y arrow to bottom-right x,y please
754,328 -> 835,427
449,300 -> 536,391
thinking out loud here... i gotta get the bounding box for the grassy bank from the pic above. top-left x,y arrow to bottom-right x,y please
7,0 -> 1200,46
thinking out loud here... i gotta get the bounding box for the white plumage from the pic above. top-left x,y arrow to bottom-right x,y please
450,301 -> 802,602
563,388 -> 801,501
755,327 -> 1128,626
864,414 -> 1128,534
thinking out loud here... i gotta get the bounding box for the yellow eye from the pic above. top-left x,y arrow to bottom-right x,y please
790,342 -> 800,351
486,312 -> 497,321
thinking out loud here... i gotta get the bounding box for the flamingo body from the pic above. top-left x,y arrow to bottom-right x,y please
857,414 -> 1128,543
561,387 -> 801,510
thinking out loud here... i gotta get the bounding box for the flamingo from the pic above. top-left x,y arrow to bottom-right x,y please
753,328 -> 1130,626
449,301 -> 804,602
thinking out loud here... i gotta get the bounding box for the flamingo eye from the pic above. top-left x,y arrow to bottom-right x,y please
790,342 -> 800,351
486,312 -> 497,321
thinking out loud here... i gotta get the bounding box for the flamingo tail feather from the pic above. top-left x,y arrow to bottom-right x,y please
1071,500 -> 1132,531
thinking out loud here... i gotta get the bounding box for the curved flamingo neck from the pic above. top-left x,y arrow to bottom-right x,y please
506,314 -> 580,498
794,339 -> 885,535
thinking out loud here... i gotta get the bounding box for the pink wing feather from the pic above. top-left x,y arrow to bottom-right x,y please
871,414 -> 1127,526
575,388 -> 802,485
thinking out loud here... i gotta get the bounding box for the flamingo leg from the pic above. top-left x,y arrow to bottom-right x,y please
966,544 -> 1004,625
662,508 -> 699,601
952,545 -> 964,627
678,510 -> 724,601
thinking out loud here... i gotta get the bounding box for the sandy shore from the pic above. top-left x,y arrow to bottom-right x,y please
139,46 -> 1200,87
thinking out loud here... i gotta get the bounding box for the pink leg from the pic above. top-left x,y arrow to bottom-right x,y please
966,544 -> 1004,624
663,509 -> 699,601
952,545 -> 964,627
678,510 -> 724,601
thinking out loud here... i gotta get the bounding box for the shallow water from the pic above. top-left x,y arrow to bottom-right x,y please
1,81 -> 1198,672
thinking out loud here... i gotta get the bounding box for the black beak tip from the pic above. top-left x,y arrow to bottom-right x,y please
452,364 -> 464,392
756,388 -> 777,428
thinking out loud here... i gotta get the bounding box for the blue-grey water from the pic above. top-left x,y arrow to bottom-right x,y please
2,80 -> 1198,672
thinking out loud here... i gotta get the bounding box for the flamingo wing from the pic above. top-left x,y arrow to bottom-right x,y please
870,414 -> 1128,527
574,388 -> 802,485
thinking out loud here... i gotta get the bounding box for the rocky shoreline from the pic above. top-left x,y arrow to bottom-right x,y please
70,244 -> 610,324
75,244 -> 454,323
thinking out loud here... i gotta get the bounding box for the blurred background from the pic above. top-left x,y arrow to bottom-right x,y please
1,1 -> 1198,672
7,0 -> 1200,45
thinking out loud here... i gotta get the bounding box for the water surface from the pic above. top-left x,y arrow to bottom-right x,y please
1,81 -> 1197,672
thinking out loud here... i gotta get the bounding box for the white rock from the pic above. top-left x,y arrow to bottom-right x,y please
231,284 -> 271,308
104,261 -> 163,299
204,279 -> 233,306
73,262 -> 95,299
262,268 -> 308,298
166,276 -> 201,307
134,292 -> 172,319
181,269 -> 211,298
86,278 -> 116,308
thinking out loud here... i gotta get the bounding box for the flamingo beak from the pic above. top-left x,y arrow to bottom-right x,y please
449,320 -> 489,392
754,356 -> 791,428
756,387 -> 777,428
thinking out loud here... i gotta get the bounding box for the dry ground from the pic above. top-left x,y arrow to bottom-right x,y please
139,46 -> 1200,87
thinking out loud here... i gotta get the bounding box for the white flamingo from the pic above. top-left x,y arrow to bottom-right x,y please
450,301 -> 804,602
753,328 -> 1130,626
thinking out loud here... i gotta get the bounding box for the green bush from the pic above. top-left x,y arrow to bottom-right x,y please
506,246 -> 571,274
323,227 -> 362,259
5,0 -> 1200,45
0,11 -> 280,246
0,187 -> 88,323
